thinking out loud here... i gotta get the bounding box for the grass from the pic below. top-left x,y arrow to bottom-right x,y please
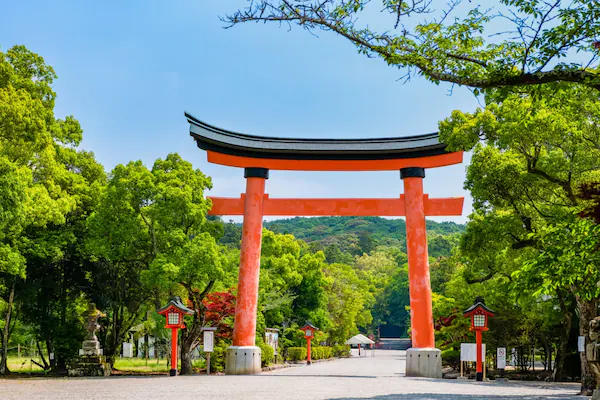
4,356 -> 205,374
6,356 -> 46,373
113,358 -> 205,373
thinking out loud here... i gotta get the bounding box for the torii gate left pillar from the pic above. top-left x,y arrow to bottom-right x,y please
225,168 -> 268,375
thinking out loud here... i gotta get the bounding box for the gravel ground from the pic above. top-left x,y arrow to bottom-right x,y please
0,350 -> 585,400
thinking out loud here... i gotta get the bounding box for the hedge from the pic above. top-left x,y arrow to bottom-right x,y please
441,348 -> 460,370
287,346 -> 343,361
259,342 -> 275,367
287,347 -> 307,361
332,345 -> 351,358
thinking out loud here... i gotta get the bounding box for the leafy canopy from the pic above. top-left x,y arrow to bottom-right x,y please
224,1 -> 600,92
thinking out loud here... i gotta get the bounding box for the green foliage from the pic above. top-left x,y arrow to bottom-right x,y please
332,344 -> 351,358
259,341 -> 275,367
311,346 -> 333,360
225,2 -> 600,92
441,348 -> 460,370
286,347 -> 307,362
265,216 -> 464,256
209,341 -> 229,373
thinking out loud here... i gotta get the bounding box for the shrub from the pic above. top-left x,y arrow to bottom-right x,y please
441,349 -> 460,370
287,347 -> 307,361
210,341 -> 230,373
333,345 -> 351,358
259,342 -> 275,367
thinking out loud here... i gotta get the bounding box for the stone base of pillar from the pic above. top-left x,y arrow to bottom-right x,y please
225,346 -> 262,375
405,348 -> 442,379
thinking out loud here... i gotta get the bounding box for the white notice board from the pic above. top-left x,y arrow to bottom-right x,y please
460,343 -> 486,362
578,336 -> 586,352
497,347 -> 506,369
203,330 -> 214,353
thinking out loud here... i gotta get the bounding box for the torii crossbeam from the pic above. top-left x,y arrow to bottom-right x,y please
186,112 -> 464,378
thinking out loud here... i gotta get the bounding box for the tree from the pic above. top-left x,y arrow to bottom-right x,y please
139,153 -> 234,375
223,1 -> 600,92
439,83 -> 600,393
18,147 -> 105,371
0,45 -> 84,374
517,217 -> 600,388
87,160 -> 158,365
323,262 -> 372,344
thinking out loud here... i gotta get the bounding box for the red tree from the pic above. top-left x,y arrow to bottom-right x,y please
202,290 -> 236,339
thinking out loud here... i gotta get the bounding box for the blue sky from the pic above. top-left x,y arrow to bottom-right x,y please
1,1 -> 482,223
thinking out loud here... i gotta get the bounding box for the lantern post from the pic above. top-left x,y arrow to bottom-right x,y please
463,297 -> 494,381
301,322 -> 318,365
157,296 -> 195,376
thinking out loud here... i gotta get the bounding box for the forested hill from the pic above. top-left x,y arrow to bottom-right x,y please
263,216 -> 465,258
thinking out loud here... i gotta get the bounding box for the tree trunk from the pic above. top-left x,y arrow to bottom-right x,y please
577,297 -> 599,395
180,323 -> 201,375
0,281 -> 16,375
180,338 -> 194,375
553,307 -> 572,381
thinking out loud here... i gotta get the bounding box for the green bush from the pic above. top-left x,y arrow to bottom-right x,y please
287,347 -> 307,361
441,348 -> 460,370
259,342 -> 275,367
322,347 -> 333,359
210,342 -> 230,373
333,345 -> 351,358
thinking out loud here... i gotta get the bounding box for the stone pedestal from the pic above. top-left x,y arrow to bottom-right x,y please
405,348 -> 442,378
225,346 -> 262,375
67,355 -> 111,377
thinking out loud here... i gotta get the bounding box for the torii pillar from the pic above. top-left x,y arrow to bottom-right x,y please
225,168 -> 268,375
402,167 -> 441,378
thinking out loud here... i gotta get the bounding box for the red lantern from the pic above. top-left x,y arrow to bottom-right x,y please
463,297 -> 494,381
157,296 -> 195,376
300,322 -> 318,365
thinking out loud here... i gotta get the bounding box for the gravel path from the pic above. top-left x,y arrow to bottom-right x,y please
0,350 -> 585,400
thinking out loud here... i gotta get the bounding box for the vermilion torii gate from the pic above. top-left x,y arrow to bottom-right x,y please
186,113 -> 464,378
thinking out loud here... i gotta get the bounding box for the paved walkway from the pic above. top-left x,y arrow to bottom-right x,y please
0,350 -> 585,399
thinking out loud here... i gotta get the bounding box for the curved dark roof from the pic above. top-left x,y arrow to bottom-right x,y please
186,112 -> 449,160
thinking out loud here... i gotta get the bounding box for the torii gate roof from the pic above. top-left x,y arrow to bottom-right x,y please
186,113 -> 462,171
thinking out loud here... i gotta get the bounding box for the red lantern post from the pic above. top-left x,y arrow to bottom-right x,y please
301,322 -> 318,365
463,297 -> 494,381
157,297 -> 195,376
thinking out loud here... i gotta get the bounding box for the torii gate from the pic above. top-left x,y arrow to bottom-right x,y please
186,113 -> 463,378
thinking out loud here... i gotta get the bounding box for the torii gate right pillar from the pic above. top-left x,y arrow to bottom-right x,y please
401,167 -> 442,378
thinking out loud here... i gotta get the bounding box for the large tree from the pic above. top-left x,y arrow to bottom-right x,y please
223,1 -> 600,91
439,83 -> 600,393
0,45 -> 84,374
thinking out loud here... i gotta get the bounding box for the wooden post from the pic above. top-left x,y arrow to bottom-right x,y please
476,330 -> 483,381
307,337 -> 312,365
170,328 -> 178,376
207,352 -> 211,375
460,361 -> 463,378
483,356 -> 486,380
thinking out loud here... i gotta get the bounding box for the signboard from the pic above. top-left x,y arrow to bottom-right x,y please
203,330 -> 214,353
266,329 -> 279,356
578,336 -> 586,352
497,347 -> 506,369
460,343 -> 486,362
